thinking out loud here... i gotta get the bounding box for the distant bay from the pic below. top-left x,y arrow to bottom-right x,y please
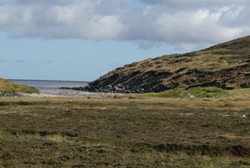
9,79 -> 88,90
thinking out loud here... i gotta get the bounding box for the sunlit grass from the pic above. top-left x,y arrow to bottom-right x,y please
0,78 -> 39,94
140,87 -> 230,98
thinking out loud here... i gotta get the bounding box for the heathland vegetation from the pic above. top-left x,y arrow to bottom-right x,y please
0,92 -> 250,167
85,35 -> 250,93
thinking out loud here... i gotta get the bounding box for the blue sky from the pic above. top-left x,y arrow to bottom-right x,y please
1,0 -> 250,81
1,32 -> 178,81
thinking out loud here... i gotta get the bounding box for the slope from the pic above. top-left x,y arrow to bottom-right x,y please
0,78 -> 39,95
86,35 -> 250,93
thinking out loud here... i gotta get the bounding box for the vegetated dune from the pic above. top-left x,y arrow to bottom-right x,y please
86,35 -> 250,93
0,78 -> 39,94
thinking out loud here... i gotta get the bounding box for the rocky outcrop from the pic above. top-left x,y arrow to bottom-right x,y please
60,84 -> 144,93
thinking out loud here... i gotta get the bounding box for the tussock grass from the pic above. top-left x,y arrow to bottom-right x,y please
0,78 -> 39,94
141,87 -> 230,98
0,95 -> 250,167
45,134 -> 66,143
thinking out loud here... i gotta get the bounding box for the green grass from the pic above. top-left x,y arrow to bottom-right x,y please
141,87 -> 230,98
0,78 -> 39,94
0,96 -> 250,167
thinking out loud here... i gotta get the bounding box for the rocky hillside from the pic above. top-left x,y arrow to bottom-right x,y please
86,35 -> 250,93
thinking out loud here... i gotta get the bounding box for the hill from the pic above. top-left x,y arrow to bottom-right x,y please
0,78 -> 39,95
85,35 -> 250,93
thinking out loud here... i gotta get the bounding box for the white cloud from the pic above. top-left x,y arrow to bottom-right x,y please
154,7 -> 243,43
1,0 -> 250,50
85,15 -> 126,40
141,0 -> 250,7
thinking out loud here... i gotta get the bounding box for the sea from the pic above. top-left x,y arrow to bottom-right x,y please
9,79 -> 89,90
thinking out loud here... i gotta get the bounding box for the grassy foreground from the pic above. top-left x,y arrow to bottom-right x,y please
0,91 -> 250,167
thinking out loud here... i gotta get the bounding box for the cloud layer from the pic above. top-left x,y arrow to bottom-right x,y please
1,0 -> 250,50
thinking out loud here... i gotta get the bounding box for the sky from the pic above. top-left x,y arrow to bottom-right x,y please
1,0 -> 250,81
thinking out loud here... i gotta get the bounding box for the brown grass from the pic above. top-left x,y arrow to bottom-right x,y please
0,91 -> 250,167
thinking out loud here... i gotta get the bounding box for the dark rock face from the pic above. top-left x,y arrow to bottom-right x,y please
59,84 -> 142,93
83,63 -> 250,93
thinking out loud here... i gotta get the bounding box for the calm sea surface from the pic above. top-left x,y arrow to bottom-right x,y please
9,79 -> 88,90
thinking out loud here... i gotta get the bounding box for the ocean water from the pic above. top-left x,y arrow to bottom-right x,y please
9,79 -> 89,90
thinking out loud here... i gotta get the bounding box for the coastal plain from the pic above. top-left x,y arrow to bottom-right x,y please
1,89 -> 250,167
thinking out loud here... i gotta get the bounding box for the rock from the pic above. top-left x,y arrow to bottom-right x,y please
187,93 -> 195,98
105,85 -> 113,90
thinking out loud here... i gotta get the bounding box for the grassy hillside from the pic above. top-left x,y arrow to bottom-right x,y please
86,35 -> 250,93
0,78 -> 39,94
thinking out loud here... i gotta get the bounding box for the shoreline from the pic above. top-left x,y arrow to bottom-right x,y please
18,89 -> 134,98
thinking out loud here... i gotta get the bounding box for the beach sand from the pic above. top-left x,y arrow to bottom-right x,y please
19,89 -> 132,98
